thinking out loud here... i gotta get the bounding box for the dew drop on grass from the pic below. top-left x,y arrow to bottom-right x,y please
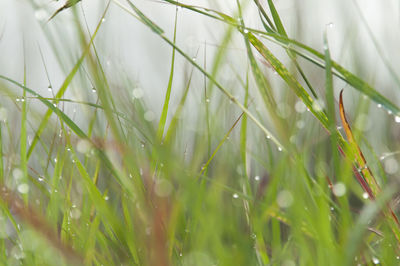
388,110 -> 393,115
132,88 -> 144,99
277,190 -> 293,208
395,116 -> 400,123
34,9 -> 47,22
327,22 -> 334,28
278,146 -> 283,152
192,57 -> 197,61
384,158 -> 398,174
101,18 -> 106,23
205,98 -> 210,103
295,101 -> 307,113
243,29 -> 249,34
104,196 -> 109,201
296,120 -> 305,129
377,104 -> 382,108
232,193 -> 239,199
372,257 -> 380,264
38,177 -> 43,182
332,182 -> 346,197
254,175 -> 260,181
144,111 -> 155,121
47,86 -> 52,92
17,183 -> 29,194
13,168 -> 23,181
266,135 -> 271,139
362,192 -> 369,199
91,88 -> 96,93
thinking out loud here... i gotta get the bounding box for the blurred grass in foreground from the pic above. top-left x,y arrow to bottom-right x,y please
0,0 -> 400,265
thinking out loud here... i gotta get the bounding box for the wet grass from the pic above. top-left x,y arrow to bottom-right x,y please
0,0 -> 399,265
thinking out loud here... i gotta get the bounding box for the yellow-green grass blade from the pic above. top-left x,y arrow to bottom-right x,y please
157,6 -> 178,141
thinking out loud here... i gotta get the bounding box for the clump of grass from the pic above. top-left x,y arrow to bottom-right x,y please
0,0 -> 399,265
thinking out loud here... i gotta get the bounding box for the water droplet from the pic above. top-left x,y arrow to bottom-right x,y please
77,139 -> 92,154
91,88 -> 96,93
155,179 -> 173,197
296,120 -> 305,129
13,168 -> 23,180
277,190 -> 293,208
243,29 -> 249,34
101,18 -> 106,23
372,257 -> 380,264
205,98 -> 210,103
327,22 -> 334,28
362,192 -> 369,199
232,193 -> 239,199
377,104 -> 382,108
388,110 -> 393,115
48,86 -> 52,92
254,175 -> 260,181
396,256 -> 400,260
34,9 -> 48,22
104,196 -> 109,201
17,183 -> 29,194
277,146 -> 283,152
132,88 -> 144,99
395,116 -> 400,123
144,111 -> 155,121
38,177 -> 44,182
384,158 -> 398,174
295,101 -> 307,113
333,182 -> 346,197
266,135 -> 271,139
54,158 -> 57,163
192,57 -> 196,61
70,209 -> 81,219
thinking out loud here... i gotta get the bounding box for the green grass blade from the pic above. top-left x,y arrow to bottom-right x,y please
157,6 -> 178,141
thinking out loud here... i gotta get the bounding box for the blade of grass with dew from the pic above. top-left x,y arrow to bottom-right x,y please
27,3 -> 110,158
339,90 -> 400,243
324,30 -> 340,174
200,112 -> 244,175
236,2 -> 290,146
339,90 -> 380,197
164,66 -> 194,144
157,6 -> 177,141
247,32 -> 330,129
114,0 -> 285,152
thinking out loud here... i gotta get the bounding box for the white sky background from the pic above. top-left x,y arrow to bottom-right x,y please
1,0 -> 400,127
